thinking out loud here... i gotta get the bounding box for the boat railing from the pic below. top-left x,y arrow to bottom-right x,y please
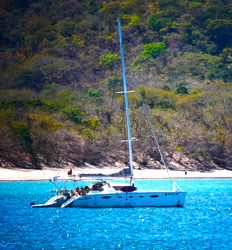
172,182 -> 183,191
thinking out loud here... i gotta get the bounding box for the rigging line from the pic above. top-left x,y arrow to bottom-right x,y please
130,67 -> 172,182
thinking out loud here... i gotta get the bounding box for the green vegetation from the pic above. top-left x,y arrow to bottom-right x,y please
0,0 -> 231,169
99,54 -> 120,70
62,107 -> 84,124
141,43 -> 168,59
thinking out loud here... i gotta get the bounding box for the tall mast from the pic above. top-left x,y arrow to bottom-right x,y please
117,20 -> 134,185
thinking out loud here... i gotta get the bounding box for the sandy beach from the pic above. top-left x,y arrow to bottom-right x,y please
0,167 -> 232,181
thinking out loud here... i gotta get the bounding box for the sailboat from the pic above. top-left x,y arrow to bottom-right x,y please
62,20 -> 186,208
31,20 -> 186,208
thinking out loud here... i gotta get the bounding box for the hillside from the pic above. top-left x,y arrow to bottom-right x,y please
0,0 -> 231,170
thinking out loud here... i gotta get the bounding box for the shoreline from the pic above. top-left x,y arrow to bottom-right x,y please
0,167 -> 232,181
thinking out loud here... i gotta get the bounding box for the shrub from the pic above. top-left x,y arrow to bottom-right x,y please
88,89 -> 100,97
62,107 -> 84,124
99,54 -> 119,70
141,42 -> 168,59
174,82 -> 189,95
148,14 -> 168,31
82,118 -> 101,130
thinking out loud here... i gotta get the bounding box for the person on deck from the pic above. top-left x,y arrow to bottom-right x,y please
67,169 -> 72,176
85,186 -> 90,194
75,187 -> 79,196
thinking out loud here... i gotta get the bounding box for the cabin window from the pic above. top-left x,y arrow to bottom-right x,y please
150,195 -> 159,198
129,196 -> 133,198
118,196 -> 122,198
92,182 -> 104,191
139,196 -> 144,198
165,193 -> 167,196
102,196 -> 111,199
113,186 -> 124,191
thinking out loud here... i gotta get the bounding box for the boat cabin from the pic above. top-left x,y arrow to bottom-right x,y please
89,181 -> 137,193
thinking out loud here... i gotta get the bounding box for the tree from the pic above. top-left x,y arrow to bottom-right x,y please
174,82 -> 189,95
148,14 -> 169,31
141,42 -> 168,59
11,122 -> 38,165
17,69 -> 44,90
62,107 -> 84,124
207,19 -> 232,51
99,53 -> 119,70
56,20 -> 76,37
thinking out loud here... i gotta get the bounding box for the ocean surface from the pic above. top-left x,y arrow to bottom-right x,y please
0,179 -> 232,250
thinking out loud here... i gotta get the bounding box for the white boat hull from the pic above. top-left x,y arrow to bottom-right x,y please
68,190 -> 186,208
31,194 -> 67,208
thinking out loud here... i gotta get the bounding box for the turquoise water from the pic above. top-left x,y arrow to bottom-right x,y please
0,179 -> 232,249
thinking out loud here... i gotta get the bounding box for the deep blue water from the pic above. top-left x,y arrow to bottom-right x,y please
0,179 -> 232,250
